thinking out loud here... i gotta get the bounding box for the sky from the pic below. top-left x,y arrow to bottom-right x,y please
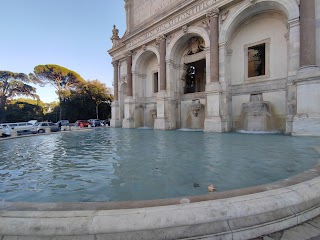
0,0 -> 126,103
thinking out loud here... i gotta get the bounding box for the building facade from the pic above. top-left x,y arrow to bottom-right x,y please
109,0 -> 320,136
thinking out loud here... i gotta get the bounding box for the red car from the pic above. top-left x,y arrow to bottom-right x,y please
74,120 -> 91,127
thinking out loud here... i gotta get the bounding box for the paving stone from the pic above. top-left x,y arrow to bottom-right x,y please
309,216 -> 320,229
280,223 -> 320,240
309,236 -> 320,240
2,237 -> 18,240
269,231 -> 283,240
262,236 -> 274,240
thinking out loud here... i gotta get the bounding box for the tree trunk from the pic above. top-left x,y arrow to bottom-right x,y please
59,95 -> 62,121
0,96 -> 7,123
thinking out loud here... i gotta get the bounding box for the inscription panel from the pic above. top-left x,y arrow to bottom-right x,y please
132,0 -> 184,27
128,0 -> 222,48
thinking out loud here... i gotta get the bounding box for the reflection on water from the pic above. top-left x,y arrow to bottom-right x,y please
0,128 -> 319,203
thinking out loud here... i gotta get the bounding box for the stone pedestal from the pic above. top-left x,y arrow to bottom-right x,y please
122,97 -> 135,128
154,91 -> 170,130
292,67 -> 320,136
111,100 -> 122,128
204,82 -> 226,132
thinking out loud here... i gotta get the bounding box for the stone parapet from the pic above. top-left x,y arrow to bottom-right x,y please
2,171 -> 320,239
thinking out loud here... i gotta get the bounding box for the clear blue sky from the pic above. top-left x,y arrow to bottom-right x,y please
0,0 -> 126,103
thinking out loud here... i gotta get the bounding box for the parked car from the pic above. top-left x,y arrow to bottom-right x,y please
31,122 -> 60,133
28,120 -> 38,125
0,122 -> 34,133
74,120 -> 91,127
56,120 -> 69,127
88,119 -> 101,127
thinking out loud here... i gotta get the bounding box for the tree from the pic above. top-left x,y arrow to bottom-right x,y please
6,98 -> 45,122
30,64 -> 85,120
64,80 -> 113,122
0,71 -> 40,123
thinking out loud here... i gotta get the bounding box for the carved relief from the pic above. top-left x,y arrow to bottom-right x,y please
221,10 -> 229,23
142,45 -> 147,51
166,34 -> 174,45
182,25 -> 188,35
120,76 -> 127,84
202,19 -> 210,32
187,37 -> 205,55
250,0 -> 257,6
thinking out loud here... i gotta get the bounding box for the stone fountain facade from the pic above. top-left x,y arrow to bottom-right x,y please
109,0 -> 320,136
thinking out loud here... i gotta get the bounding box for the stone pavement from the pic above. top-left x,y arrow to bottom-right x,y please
251,216 -> 320,240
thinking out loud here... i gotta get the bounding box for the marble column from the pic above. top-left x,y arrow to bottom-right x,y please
209,9 -> 219,83
300,0 -> 316,67
126,52 -> 133,96
159,35 -> 167,91
112,61 -> 119,101
293,0 -> 320,136
111,61 -> 121,128
204,9 -> 227,132
154,35 -> 169,130
122,52 -> 135,128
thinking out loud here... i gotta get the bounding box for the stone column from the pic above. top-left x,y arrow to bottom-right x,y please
113,61 -> 119,101
126,52 -> 133,96
159,35 -> 167,91
154,35 -> 169,130
122,52 -> 135,128
204,9 -> 227,132
293,0 -> 320,136
111,60 -> 122,128
300,0 -> 316,68
209,9 -> 219,83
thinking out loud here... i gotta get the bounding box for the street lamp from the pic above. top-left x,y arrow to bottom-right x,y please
96,101 -> 110,119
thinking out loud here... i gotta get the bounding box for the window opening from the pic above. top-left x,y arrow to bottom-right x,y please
153,72 -> 158,93
248,43 -> 265,78
184,59 -> 206,94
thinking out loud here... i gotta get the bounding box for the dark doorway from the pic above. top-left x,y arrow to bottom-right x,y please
184,59 -> 206,94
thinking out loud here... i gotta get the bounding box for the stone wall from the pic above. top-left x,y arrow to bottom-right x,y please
230,12 -> 288,85
316,0 -> 320,66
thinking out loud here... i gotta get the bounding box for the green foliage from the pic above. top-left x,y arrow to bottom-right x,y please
30,64 -> 85,91
30,64 -> 86,120
0,70 -> 40,122
63,79 -> 113,122
6,101 -> 44,122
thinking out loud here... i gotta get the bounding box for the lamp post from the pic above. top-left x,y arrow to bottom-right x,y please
96,101 -> 110,119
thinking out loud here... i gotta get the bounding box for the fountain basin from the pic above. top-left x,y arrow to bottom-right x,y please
0,129 -> 320,239
1,171 -> 320,239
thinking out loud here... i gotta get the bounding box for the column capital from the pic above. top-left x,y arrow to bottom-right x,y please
112,60 -> 119,67
206,8 -> 219,20
156,34 -> 167,42
126,51 -> 133,57
124,0 -> 131,10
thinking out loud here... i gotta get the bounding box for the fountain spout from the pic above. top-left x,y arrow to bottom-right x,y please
241,93 -> 273,131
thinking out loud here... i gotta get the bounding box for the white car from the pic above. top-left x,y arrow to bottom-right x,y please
0,122 -> 34,133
